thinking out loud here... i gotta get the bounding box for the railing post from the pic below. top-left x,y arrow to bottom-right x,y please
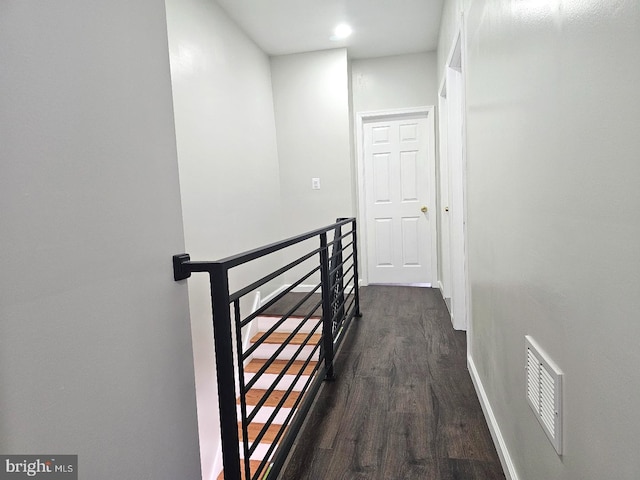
351,219 -> 363,318
330,221 -> 345,333
319,232 -> 336,381
209,264 -> 241,480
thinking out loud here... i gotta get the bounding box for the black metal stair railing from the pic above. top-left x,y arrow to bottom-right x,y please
172,218 -> 361,480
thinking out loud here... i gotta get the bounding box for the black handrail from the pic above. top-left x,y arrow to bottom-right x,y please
173,218 -> 361,480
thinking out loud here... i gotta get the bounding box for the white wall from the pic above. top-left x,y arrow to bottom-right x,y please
165,1 -> 283,478
0,1 -> 201,479
270,49 -> 353,284
439,0 -> 640,478
351,52 -> 439,113
271,49 -> 354,234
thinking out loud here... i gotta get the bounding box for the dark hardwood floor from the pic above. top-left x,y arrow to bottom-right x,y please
278,285 -> 506,480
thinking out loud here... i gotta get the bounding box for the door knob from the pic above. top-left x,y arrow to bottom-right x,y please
421,206 -> 428,213
445,207 -> 449,212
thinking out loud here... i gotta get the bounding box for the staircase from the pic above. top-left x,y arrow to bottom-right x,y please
217,305 -> 322,480
176,218 -> 360,480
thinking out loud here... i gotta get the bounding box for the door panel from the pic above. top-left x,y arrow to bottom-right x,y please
373,153 -> 392,202
401,217 -> 420,266
374,218 -> 393,266
400,151 -> 418,201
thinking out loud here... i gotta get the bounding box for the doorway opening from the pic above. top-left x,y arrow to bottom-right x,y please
438,25 -> 469,331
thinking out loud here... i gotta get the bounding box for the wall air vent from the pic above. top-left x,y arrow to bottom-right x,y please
525,335 -> 563,455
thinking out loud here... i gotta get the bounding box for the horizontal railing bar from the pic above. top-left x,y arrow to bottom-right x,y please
334,297 -> 357,351
333,286 -> 356,348
328,229 -> 353,248
243,299 -> 321,360
329,252 -> 354,278
244,316 -> 323,392
250,355 -> 322,480
239,268 -> 320,328
247,338 -> 321,447
180,260 -> 226,274
193,218 -> 354,270
330,285 -> 352,310
332,241 -> 354,260
331,277 -> 354,322
330,286 -> 353,315
262,350 -> 328,480
242,284 -> 321,352
229,247 -> 322,303
245,318 -> 323,424
243,291 -> 321,360
331,264 -> 355,301
242,286 -> 320,360
243,290 -> 321,348
327,240 -> 351,264
327,273 -> 355,326
251,352 -> 321,468
247,339 -> 322,455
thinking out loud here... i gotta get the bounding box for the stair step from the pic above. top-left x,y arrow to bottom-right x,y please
238,389 -> 300,424
247,342 -> 320,362
251,332 -> 322,345
244,358 -> 319,392
257,315 -> 320,334
216,460 -> 266,480
239,422 -> 284,444
245,358 -> 317,376
218,312 -> 320,480
237,403 -> 291,425
243,389 -> 301,408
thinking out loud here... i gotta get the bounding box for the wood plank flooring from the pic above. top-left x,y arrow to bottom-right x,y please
279,286 -> 506,480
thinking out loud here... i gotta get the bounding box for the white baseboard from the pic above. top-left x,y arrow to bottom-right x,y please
467,355 -> 519,480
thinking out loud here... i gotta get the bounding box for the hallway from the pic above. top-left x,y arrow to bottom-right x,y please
280,286 -> 505,479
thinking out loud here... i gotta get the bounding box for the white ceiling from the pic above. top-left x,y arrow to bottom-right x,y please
214,0 -> 445,59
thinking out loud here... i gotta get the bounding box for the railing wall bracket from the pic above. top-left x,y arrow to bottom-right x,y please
173,253 -> 192,281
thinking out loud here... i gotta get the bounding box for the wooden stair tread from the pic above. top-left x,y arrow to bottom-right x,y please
245,358 -> 317,376
259,313 -> 322,319
250,332 -> 322,345
242,389 -> 301,408
216,460 -> 265,480
239,422 -> 284,444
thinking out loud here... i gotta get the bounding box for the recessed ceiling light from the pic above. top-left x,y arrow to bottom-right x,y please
330,23 -> 352,41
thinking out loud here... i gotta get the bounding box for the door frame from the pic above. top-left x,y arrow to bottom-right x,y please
355,106 -> 437,287
438,17 -> 470,332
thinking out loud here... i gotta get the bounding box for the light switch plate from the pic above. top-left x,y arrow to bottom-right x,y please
312,178 -> 321,190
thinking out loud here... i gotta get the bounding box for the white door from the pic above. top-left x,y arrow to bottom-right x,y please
363,115 -> 432,284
